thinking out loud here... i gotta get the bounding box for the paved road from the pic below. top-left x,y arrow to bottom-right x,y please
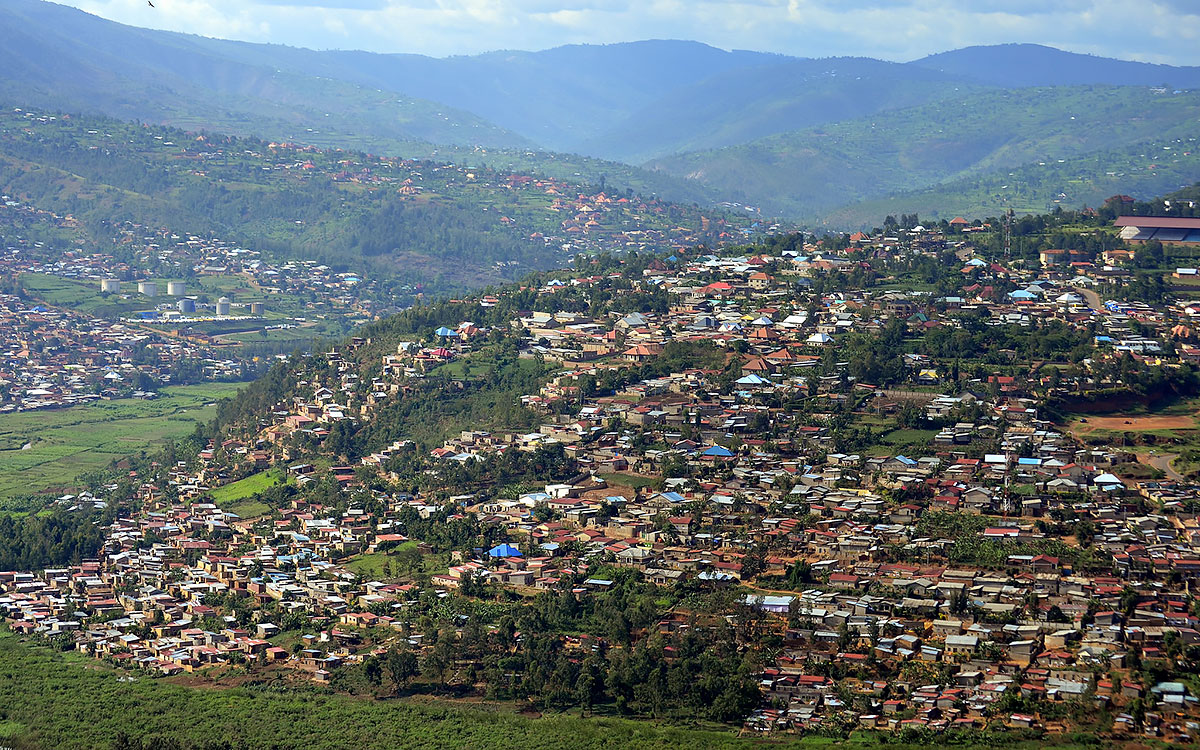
1146,452 -> 1186,482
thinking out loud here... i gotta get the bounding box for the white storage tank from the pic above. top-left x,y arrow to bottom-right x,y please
178,298 -> 196,314
167,281 -> 186,296
248,302 -> 265,315
100,279 -> 121,293
215,296 -> 232,316
138,281 -> 157,297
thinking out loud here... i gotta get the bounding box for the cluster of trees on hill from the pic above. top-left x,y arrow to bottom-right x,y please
0,509 -> 108,570
339,570 -> 763,723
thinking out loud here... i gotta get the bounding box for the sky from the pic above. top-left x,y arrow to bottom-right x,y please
53,0 -> 1200,65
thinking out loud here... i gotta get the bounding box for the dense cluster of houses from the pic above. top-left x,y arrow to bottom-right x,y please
6,111 -> 1200,738
0,287 -> 243,411
6,221 -> 1200,740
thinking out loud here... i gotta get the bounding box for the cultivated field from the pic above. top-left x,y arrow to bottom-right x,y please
0,382 -> 243,498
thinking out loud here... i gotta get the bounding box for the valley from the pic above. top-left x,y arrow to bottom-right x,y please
2,2 -> 1200,748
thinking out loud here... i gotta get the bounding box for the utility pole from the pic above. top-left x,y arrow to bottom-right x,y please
1003,206 -> 1014,262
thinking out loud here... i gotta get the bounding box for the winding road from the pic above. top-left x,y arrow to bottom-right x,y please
1145,452 -> 1186,482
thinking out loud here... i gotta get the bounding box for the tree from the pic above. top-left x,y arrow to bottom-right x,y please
740,543 -> 767,579
386,647 -> 419,692
363,654 -> 382,685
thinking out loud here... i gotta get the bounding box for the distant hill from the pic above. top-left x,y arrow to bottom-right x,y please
4,0 -> 1200,226
576,58 -> 988,163
206,40 -> 784,152
910,43 -> 1200,88
645,86 -> 1200,221
0,109 -> 744,296
0,0 -> 529,150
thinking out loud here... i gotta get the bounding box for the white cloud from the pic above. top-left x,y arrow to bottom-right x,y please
55,0 -> 1200,64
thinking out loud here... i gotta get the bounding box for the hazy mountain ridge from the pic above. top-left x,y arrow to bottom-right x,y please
4,0 -> 1200,228
0,0 -> 532,149
911,43 -> 1200,88
576,58 -> 990,163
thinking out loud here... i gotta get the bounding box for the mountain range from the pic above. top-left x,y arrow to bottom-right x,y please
3,0 -> 1200,227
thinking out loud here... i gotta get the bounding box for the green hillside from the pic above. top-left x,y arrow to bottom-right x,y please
646,86 -> 1200,221
821,134 -> 1200,228
0,108 -> 745,297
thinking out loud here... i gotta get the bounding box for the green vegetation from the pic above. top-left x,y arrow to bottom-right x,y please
0,509 -> 107,570
0,383 -> 241,498
0,628 -> 768,750
826,134 -> 1200,228
209,470 -> 288,518
880,428 -> 938,446
210,469 -> 285,505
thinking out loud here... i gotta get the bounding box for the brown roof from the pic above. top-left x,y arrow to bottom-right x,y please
1113,216 -> 1200,229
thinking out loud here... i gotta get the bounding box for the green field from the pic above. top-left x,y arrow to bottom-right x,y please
210,469 -> 286,518
20,272 -> 280,316
19,273 -> 148,318
0,383 -> 243,498
596,472 -> 659,491
880,428 -> 939,446
210,469 -> 284,504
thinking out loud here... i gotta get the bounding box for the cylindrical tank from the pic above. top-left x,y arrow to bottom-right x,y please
138,281 -> 157,297
100,279 -> 121,293
248,302 -> 265,315
177,298 -> 196,314
167,281 -> 186,296
215,296 -> 231,316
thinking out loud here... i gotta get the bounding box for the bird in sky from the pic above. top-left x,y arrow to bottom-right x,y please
148,1 -> 154,6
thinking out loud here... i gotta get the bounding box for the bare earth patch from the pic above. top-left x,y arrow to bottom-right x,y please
1073,414 -> 1196,433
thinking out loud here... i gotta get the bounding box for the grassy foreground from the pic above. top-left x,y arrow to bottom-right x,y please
0,629 -> 760,750
0,383 -> 243,498
0,629 -> 1123,750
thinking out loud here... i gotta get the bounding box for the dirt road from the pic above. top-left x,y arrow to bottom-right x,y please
1071,285 -> 1103,312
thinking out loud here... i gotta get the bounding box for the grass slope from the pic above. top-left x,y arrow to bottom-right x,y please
0,629 -> 758,750
0,383 -> 241,498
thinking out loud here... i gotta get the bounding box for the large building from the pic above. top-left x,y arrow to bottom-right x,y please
1114,215 -> 1200,245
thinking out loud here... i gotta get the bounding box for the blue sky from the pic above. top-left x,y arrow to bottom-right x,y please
55,0 -> 1200,64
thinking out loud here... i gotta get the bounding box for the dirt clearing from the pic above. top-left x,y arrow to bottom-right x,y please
1072,415 -> 1196,433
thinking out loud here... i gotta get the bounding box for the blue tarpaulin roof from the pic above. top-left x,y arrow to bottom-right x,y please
488,543 -> 522,557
